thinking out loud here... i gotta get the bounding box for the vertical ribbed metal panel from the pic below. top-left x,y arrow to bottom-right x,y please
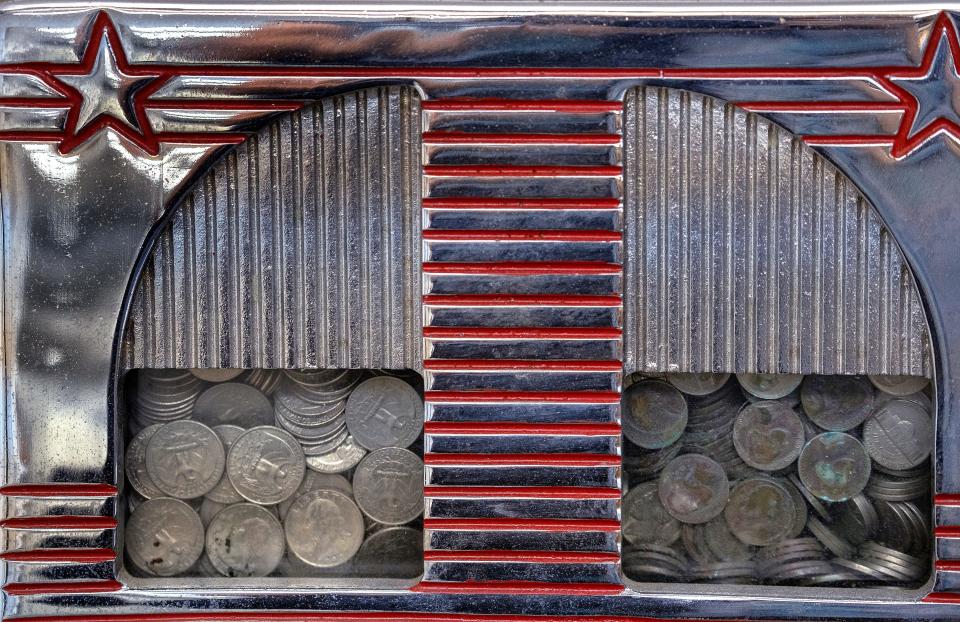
122,86 -> 421,370
623,86 -> 931,377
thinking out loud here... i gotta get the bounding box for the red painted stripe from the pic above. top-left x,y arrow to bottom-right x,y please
423,229 -> 621,242
424,486 -> 621,499
1,614 -> 705,622
422,131 -> 621,145
424,453 -> 620,467
924,592 -> 960,604
0,97 -> 69,108
3,580 -> 123,595
0,483 -> 118,497
421,98 -> 623,113
425,390 -> 621,404
1,548 -> 116,563
801,134 -> 895,146
1,516 -> 117,530
425,422 -> 620,436
422,294 -> 621,307
423,326 -> 621,340
423,164 -> 621,177
412,580 -> 624,596
936,494 -> 960,507
144,99 -> 303,111
423,359 -> 622,372
424,517 -> 621,532
737,100 -> 905,113
937,526 -> 960,538
0,130 -> 65,142
422,261 -> 621,276
936,560 -> 960,572
423,550 -> 620,563
421,197 -> 621,211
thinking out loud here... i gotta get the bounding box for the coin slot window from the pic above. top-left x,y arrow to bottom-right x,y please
621,373 -> 933,589
121,368 -> 424,581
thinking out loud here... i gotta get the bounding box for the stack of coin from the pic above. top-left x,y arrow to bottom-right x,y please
124,367 -> 425,579
622,372 -> 933,588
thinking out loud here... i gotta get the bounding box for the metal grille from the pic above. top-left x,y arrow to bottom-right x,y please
121,86 -> 422,370
623,86 -> 932,377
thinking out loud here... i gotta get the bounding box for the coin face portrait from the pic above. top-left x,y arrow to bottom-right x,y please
623,380 -> 689,449
192,382 -> 274,428
284,489 -> 364,567
800,375 -> 875,431
205,503 -> 284,577
227,426 -> 306,505
863,399 -> 933,471
658,454 -> 730,524
798,432 -> 872,502
346,377 -> 424,450
732,401 -> 805,471
622,481 -> 681,546
724,478 -> 796,546
144,420 -> 225,499
352,447 -> 424,525
126,498 -> 204,576
305,434 -> 367,473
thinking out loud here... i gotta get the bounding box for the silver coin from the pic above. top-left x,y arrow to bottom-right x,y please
623,380 -> 689,449
658,454 -> 730,524
305,434 -> 367,473
798,432 -> 871,502
192,382 -> 274,429
190,368 -> 244,383
278,472 -> 353,520
800,375 -> 875,431
622,481 -> 680,546
666,373 -> 730,397
125,498 -> 204,577
863,399 -> 933,471
284,489 -> 365,567
133,369 -> 205,423
226,426 -> 305,505
736,374 -> 804,400
205,425 -> 246,504
869,375 -> 930,397
353,447 -> 424,525
345,377 -> 424,450
144,420 -> 225,499
354,526 -> 423,578
703,517 -> 754,562
732,401 -> 804,471
199,497 -> 230,527
242,368 -> 284,396
205,503 -> 285,577
724,478 -> 795,546
125,424 -> 165,499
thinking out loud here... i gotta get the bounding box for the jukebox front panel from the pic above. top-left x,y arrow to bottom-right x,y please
1,4 -> 958,621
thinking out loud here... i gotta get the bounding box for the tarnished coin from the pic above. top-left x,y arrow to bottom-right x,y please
869,375 -> 930,397
736,374 -> 804,400
863,399 -> 933,471
284,489 -> 364,567
206,503 -> 285,577
227,426 -> 306,505
278,471 -> 353,519
305,434 -> 367,473
622,481 -> 680,546
125,424 -> 164,499
800,375 -> 875,431
354,526 -> 423,578
798,432 -> 871,501
190,368 -> 244,383
193,382 -> 274,429
732,401 -> 804,471
145,420 -> 225,499
781,478 -> 809,538
704,517 -> 754,562
724,478 -> 796,546
126,498 -> 204,576
667,373 -> 731,397
205,425 -> 246,504
658,454 -> 729,524
345,377 -> 423,450
623,381 -> 689,449
353,447 -> 424,525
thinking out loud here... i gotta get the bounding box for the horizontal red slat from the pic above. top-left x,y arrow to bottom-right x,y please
423,164 -> 622,177
424,453 -> 620,467
0,97 -> 70,108
425,390 -> 620,404
421,98 -> 623,113
1,516 -> 118,530
422,131 -> 621,145
422,229 -> 621,242
425,421 -> 620,436
936,560 -> 960,572
801,134 -> 895,146
423,485 -> 621,499
424,517 -> 621,532
412,580 -> 624,596
924,592 -> 960,604
937,526 -> 960,538
1,548 -> 116,563
423,326 -> 621,340
423,359 -> 622,372
421,197 -> 621,211
936,494 -> 960,507
0,483 -> 118,497
424,550 -> 619,563
736,100 -> 905,113
423,261 -> 621,276
422,294 -> 621,307
3,580 -> 123,595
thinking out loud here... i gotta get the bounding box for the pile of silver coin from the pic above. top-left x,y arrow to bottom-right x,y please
123,368 -> 424,578
622,372 -> 933,587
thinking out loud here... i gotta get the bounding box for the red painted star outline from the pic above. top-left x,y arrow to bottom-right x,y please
877,12 -> 960,158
